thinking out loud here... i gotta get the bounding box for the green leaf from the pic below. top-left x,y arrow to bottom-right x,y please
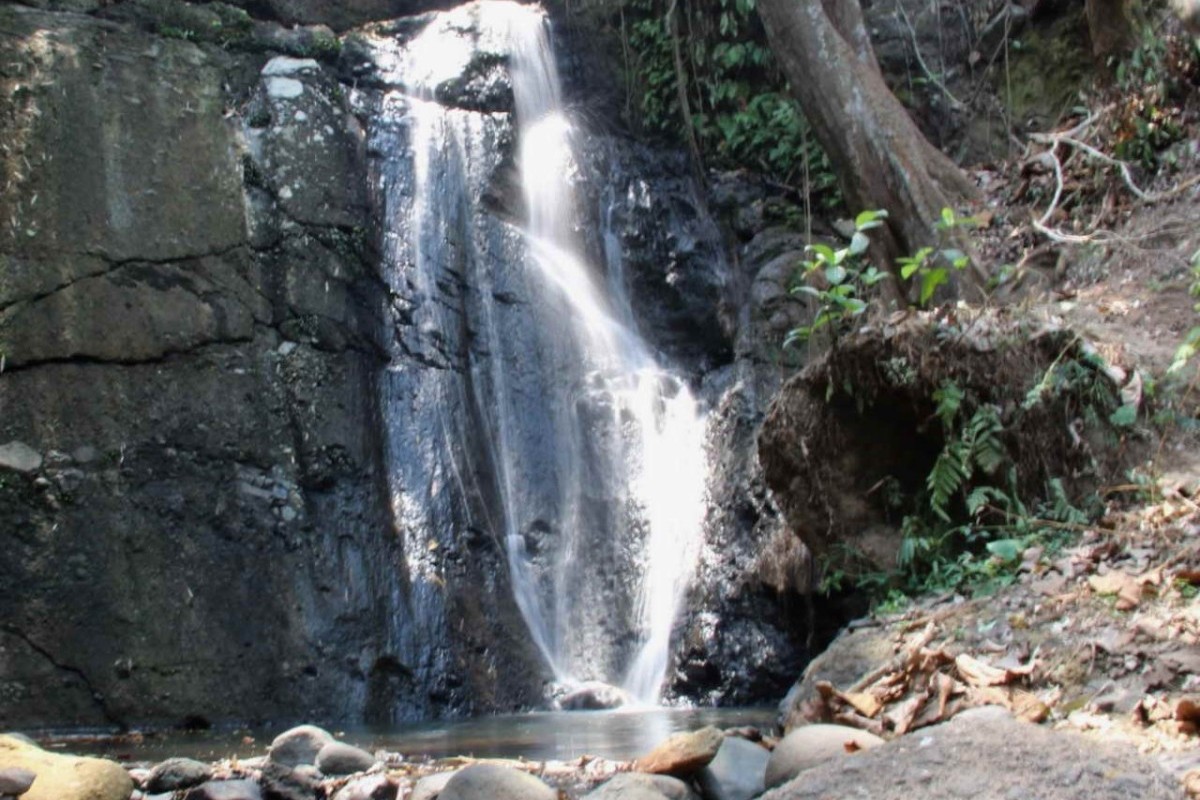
941,248 -> 966,267
806,243 -> 836,264
900,263 -> 920,280
848,231 -> 871,256
919,268 -> 948,305
855,209 -> 888,228
986,539 -> 1022,564
1109,404 -> 1137,427
940,207 -> 955,228
825,265 -> 847,285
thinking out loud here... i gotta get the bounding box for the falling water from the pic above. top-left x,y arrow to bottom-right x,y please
376,0 -> 708,706
506,6 -> 708,705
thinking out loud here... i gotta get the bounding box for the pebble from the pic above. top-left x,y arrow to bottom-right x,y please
267,725 -> 335,768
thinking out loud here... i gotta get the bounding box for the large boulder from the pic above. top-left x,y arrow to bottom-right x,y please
764,725 -> 884,789
759,709 -> 1182,799
438,764 -> 556,800
584,773 -> 698,800
697,736 -> 770,800
0,735 -> 132,800
268,726 -> 336,768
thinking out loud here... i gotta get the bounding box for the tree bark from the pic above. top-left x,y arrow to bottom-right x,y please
757,0 -> 984,294
1086,0 -> 1136,60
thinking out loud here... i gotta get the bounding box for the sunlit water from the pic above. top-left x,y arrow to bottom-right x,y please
53,708 -> 773,765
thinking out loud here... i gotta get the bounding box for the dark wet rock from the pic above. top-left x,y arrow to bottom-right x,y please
260,761 -> 320,800
184,780 -> 265,800
0,767 -> 35,796
584,773 -> 699,800
144,758 -> 213,793
698,736 -> 770,800
557,681 -> 631,710
315,741 -> 376,775
0,2 -> 401,731
633,726 -> 724,776
764,725 -> 884,790
760,709 -> 1183,799
330,774 -> 397,800
268,726 -> 335,768
438,764 -> 556,800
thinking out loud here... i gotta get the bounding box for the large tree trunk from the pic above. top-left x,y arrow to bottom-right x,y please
757,0 -> 983,294
1086,0 -> 1136,60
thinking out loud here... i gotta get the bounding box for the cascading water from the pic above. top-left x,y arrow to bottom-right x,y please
375,0 -> 708,707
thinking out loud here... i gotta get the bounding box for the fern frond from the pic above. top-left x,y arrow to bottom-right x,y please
928,440 -> 969,521
933,381 -> 964,429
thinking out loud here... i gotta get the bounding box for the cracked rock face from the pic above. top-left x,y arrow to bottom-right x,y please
0,5 -> 398,729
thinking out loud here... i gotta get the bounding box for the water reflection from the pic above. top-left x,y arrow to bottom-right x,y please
54,708 -> 774,765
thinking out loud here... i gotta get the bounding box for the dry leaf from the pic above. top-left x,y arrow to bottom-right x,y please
885,691 -> 928,736
1176,569 -> 1200,587
843,741 -> 862,754
1175,697 -> 1200,726
1182,769 -> 1200,799
839,691 -> 884,718
1010,690 -> 1050,723
955,654 -> 1013,687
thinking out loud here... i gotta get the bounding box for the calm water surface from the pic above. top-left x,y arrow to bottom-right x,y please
48,707 -> 775,765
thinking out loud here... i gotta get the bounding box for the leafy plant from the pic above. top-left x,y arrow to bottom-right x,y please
1169,250 -> 1200,375
785,209 -> 889,348
623,0 -> 839,201
1110,28 -> 1196,171
896,208 -> 977,306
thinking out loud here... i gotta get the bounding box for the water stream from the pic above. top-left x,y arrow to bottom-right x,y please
376,0 -> 709,708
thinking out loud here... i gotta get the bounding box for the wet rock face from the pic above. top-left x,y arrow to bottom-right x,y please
0,5 -> 398,729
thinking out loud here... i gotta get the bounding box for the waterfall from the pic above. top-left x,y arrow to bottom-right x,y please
375,0 -> 708,707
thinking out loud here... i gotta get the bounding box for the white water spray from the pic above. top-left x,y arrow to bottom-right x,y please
384,0 -> 709,706
506,5 -> 708,704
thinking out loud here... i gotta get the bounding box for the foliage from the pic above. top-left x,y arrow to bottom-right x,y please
896,208 -> 978,307
784,210 -> 889,349
1169,250 -> 1200,375
1109,27 -> 1198,171
622,0 -> 838,200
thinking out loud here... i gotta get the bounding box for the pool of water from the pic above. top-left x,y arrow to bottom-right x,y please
45,707 -> 776,765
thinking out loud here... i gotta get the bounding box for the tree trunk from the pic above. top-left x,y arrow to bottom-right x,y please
1086,0 -> 1136,60
757,0 -> 983,295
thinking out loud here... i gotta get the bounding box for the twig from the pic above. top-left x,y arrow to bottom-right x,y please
894,0 -> 966,112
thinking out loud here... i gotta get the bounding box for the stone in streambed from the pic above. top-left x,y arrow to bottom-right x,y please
558,681 -> 632,710
438,764 -> 555,800
330,774 -> 397,800
0,767 -> 36,796
144,758 -> 213,793
0,735 -> 131,800
584,772 -> 698,799
315,741 -> 376,775
698,736 -> 770,800
259,761 -> 320,800
633,726 -> 724,776
267,725 -> 335,768
0,442 -> 42,473
410,771 -> 455,800
763,724 -> 884,789
183,780 -> 264,800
